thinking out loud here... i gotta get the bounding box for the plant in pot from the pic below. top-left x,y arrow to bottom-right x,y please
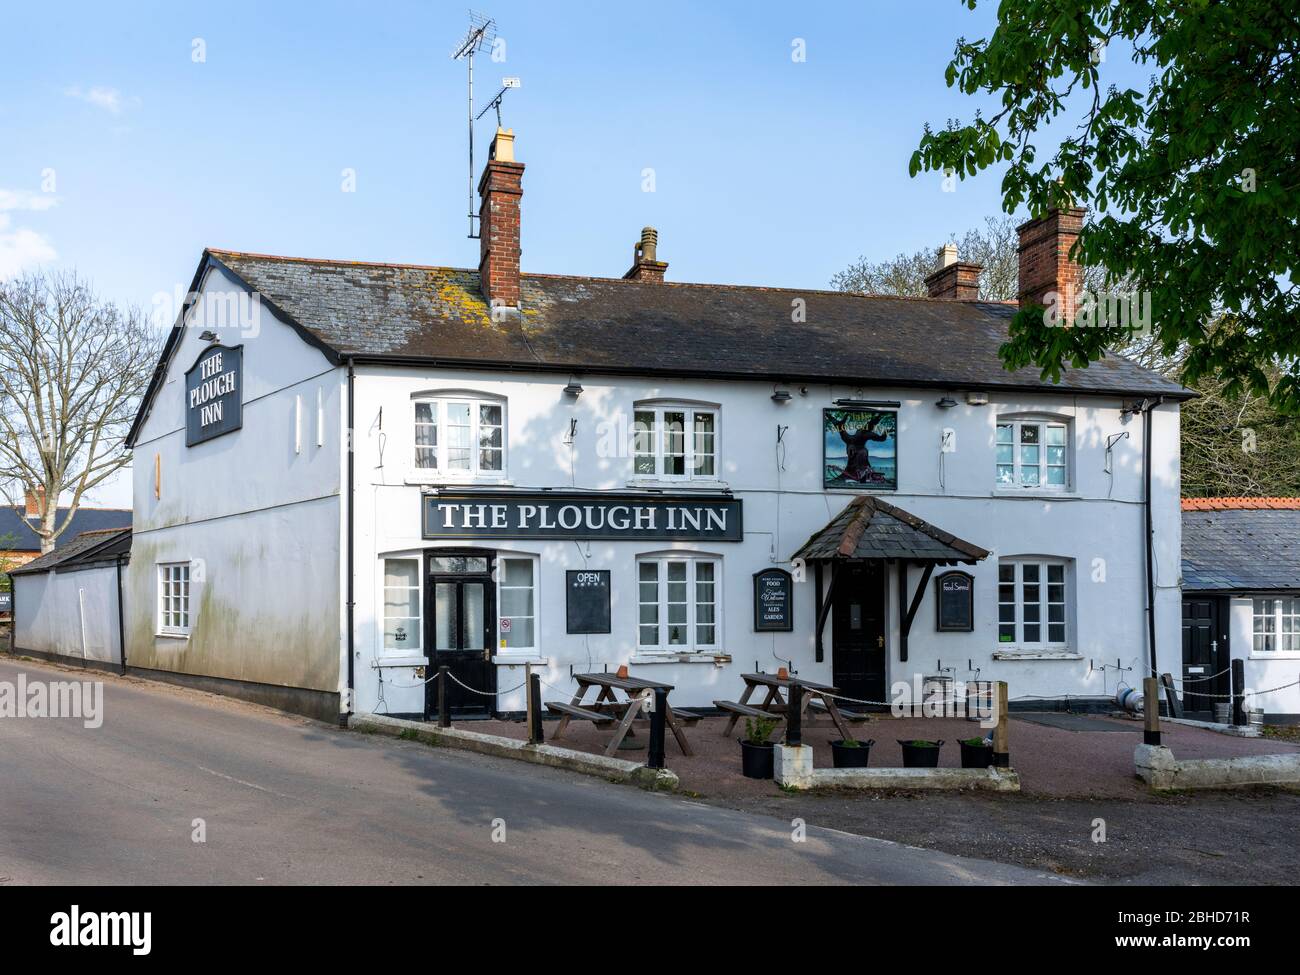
739,716 -> 779,779
830,735 -> 875,769
958,735 -> 994,768
897,738 -> 944,768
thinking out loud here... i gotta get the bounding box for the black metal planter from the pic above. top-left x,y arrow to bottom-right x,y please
898,739 -> 944,768
830,738 -> 875,768
739,740 -> 775,779
958,739 -> 994,768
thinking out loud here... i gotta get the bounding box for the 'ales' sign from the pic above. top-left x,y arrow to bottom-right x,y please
185,345 -> 243,446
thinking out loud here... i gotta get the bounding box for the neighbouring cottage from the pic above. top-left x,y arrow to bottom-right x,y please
1181,498 -> 1300,723
112,128 -> 1189,724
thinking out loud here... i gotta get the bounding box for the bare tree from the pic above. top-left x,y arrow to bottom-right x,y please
0,271 -> 159,552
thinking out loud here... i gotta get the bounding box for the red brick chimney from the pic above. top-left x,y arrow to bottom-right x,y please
478,128 -> 524,311
1017,205 -> 1086,324
24,487 -> 45,518
624,226 -> 668,283
924,243 -> 982,300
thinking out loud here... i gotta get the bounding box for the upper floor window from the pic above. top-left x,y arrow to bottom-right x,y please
413,397 -> 504,476
1253,598 -> 1299,653
996,419 -> 1067,489
157,563 -> 191,637
633,405 -> 717,479
998,559 -> 1068,648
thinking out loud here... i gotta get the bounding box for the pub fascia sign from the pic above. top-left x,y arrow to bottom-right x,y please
185,344 -> 243,447
423,491 -> 743,542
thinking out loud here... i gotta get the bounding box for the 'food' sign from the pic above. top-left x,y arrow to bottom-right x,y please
185,345 -> 243,446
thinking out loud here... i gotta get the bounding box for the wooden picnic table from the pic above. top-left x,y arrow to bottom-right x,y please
548,672 -> 696,758
717,672 -> 857,741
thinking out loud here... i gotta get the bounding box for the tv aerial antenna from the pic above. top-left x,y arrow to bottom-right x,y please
450,10 -> 498,238
476,76 -> 521,128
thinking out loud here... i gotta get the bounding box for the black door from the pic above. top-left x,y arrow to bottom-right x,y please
425,553 -> 497,720
831,562 -> 887,708
1181,597 -> 1228,721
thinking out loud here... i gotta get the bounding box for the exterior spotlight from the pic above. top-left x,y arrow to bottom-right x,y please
936,395 -> 958,409
199,330 -> 219,343
771,388 -> 792,403
563,380 -> 583,398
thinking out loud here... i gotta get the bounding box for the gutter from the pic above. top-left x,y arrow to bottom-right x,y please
342,358 -> 356,726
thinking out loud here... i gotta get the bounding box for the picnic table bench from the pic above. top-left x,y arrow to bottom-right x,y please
718,673 -> 859,741
548,672 -> 695,757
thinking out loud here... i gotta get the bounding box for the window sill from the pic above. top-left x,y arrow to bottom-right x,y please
406,474 -> 512,487
1248,652 -> 1300,661
372,655 -> 428,668
155,633 -> 190,641
626,479 -> 730,492
992,649 -> 1082,661
493,655 -> 549,667
630,652 -> 733,666
991,489 -> 1078,500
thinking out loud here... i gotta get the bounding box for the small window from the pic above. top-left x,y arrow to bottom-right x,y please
383,559 -> 422,654
636,555 -> 720,651
633,406 -> 718,480
497,557 -> 537,651
997,559 -> 1068,648
997,420 -> 1068,489
157,563 -> 191,636
1253,598 -> 1300,653
413,397 -> 505,477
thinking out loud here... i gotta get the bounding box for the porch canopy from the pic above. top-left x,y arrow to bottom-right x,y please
792,496 -> 990,663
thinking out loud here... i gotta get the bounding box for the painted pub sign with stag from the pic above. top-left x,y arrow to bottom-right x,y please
823,408 -> 897,490
185,345 -> 243,447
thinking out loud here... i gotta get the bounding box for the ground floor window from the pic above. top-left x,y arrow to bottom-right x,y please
997,559 -> 1068,647
383,558 -> 422,654
497,556 -> 536,651
637,555 -> 719,651
157,562 -> 191,636
1253,597 -> 1299,653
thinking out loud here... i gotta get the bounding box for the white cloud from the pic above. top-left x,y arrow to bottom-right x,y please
0,189 -> 58,212
64,85 -> 136,114
0,215 -> 58,279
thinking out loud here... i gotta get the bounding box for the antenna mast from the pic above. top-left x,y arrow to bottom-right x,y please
450,10 -> 497,239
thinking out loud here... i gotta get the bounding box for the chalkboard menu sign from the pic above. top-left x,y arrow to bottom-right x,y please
936,571 -> 974,632
566,570 -> 611,634
753,568 -> 793,632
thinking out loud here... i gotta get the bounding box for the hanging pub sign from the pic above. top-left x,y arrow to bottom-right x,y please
936,570 -> 974,632
753,568 -> 793,632
185,344 -> 243,447
823,407 -> 897,490
423,491 -> 743,542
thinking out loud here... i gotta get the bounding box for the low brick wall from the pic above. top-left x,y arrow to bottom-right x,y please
1135,743 -> 1300,790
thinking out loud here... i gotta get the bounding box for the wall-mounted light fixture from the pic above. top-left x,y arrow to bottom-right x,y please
771,387 -> 792,404
199,330 -> 219,343
965,390 -> 989,406
935,395 -> 958,409
563,378 -> 583,398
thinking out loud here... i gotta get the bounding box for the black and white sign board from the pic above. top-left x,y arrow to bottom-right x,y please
566,570 -> 611,634
753,568 -> 793,632
185,344 -> 243,447
936,571 -> 974,632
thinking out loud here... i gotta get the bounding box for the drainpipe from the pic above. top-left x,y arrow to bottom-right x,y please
1142,397 -> 1165,678
115,556 -> 127,675
342,359 -> 356,727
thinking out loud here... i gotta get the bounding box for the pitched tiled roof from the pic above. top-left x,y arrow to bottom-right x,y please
9,528 -> 131,576
1182,508 -> 1300,592
793,496 -> 990,563
204,250 -> 1191,399
1182,497 -> 1300,511
0,506 -> 132,554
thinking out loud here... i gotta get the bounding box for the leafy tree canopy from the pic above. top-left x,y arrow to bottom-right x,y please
910,0 -> 1300,412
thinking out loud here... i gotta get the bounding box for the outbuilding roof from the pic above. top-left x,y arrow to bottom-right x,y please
793,496 -> 990,564
0,505 -> 132,555
206,250 -> 1188,398
1182,503 -> 1300,593
9,528 -> 131,576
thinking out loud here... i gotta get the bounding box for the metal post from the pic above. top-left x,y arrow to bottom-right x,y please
1231,659 -> 1246,726
1143,676 -> 1162,746
438,666 -> 450,728
529,673 -> 544,744
786,682 -> 803,747
524,663 -> 534,740
646,688 -> 666,769
992,681 -> 1010,767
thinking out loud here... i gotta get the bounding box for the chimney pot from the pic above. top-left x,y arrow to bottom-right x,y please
478,127 -> 524,311
924,245 -> 983,301
939,243 -> 958,267
624,226 -> 668,283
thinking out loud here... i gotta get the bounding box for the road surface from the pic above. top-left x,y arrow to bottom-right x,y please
0,657 -> 1072,885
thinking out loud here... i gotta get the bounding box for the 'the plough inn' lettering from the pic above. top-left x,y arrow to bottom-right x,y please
423,493 -> 743,542
188,354 -> 237,427
184,344 -> 243,446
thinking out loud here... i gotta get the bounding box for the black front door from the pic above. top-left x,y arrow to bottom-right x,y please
831,562 -> 887,708
425,553 -> 497,720
1181,597 -> 1228,721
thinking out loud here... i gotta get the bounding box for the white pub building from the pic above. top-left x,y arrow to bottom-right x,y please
121,129 -> 1188,723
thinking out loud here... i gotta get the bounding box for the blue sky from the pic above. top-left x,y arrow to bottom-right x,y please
0,0 -> 1131,504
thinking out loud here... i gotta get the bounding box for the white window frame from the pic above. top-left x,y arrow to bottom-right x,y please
636,554 -> 721,652
496,555 -> 539,654
996,418 -> 1069,490
1253,597 -> 1300,653
411,395 -> 506,479
157,562 -> 191,637
632,404 -> 719,481
997,559 -> 1069,649
381,557 -> 423,657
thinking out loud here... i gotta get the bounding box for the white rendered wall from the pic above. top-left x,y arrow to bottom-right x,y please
14,565 -> 123,665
